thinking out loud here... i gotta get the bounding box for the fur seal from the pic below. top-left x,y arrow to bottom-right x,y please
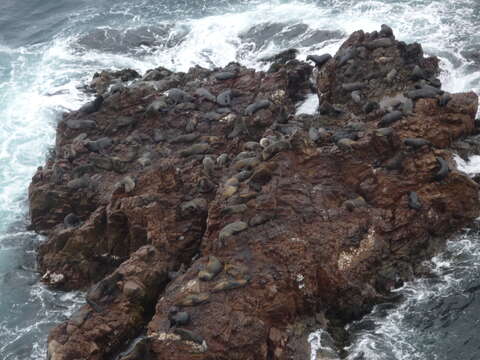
438,93 -> 452,107
198,177 -> 215,193
378,110 -> 403,127
351,90 -> 362,104
86,137 -> 112,152
198,256 -> 222,281
338,47 -> 356,67
179,143 -> 210,157
337,138 -> 356,151
363,101 -> 379,114
408,192 -> 422,210
306,54 -> 332,67
245,100 -> 271,116
411,65 -> 427,81
64,213 -> 81,228
168,307 -> 190,327
79,95 -> 104,114
216,153 -> 229,166
309,127 -> 321,142
379,24 -> 394,38
260,48 -> 298,64
166,88 -> 194,103
342,82 -> 367,92
375,127 -> 394,137
66,119 -> 96,130
171,133 -> 200,144
116,176 -> 135,193
219,221 -> 248,243
195,88 -> 216,102
214,72 -> 237,81
212,278 -> 248,292
344,197 -> 367,211
202,156 -> 215,175
406,87 -> 439,100
404,138 -> 432,149
434,157 -> 449,181
86,298 -> 104,313
67,176 -> 90,190
262,140 -> 290,160
176,293 -> 209,307
384,151 -> 405,170
319,101 -> 342,116
235,170 -> 252,182
216,90 -> 232,106
173,328 -> 205,345
386,68 -> 397,82
365,38 -> 393,50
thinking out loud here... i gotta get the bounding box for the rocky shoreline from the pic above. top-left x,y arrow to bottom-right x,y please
29,26 -> 480,359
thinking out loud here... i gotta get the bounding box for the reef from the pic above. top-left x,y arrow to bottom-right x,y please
29,25 -> 480,359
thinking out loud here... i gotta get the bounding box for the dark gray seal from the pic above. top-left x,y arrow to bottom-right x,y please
216,89 -> 232,106
408,192 -> 422,210
338,47 -> 356,67
214,72 -> 237,81
306,54 -> 332,67
245,100 -> 271,115
168,306 -> 190,327
342,82 -> 367,92
195,87 -> 216,102
64,213 -> 81,228
79,95 -> 104,114
379,24 -> 393,38
406,87 -> 439,100
438,93 -> 452,107
378,110 -> 403,127
365,38 -> 393,50
404,138 -> 432,149
434,157 -> 449,181
86,137 -> 112,152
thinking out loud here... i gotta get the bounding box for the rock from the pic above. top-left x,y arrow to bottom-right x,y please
260,48 -> 298,64
28,25 -> 480,360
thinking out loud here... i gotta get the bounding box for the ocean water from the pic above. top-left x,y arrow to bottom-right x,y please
0,0 -> 480,359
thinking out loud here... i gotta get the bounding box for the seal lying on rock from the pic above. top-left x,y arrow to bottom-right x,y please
79,95 -> 104,114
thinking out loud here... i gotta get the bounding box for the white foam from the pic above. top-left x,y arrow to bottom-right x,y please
296,94 -> 319,116
455,154 -> 480,175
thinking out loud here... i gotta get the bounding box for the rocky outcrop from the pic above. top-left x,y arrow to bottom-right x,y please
30,26 -> 479,360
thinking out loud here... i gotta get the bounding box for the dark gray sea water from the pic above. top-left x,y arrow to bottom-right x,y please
1,1 -> 480,359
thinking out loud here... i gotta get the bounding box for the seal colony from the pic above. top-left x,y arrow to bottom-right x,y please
29,26 -> 480,359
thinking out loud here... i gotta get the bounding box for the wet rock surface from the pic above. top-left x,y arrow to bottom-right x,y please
29,26 -> 480,359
